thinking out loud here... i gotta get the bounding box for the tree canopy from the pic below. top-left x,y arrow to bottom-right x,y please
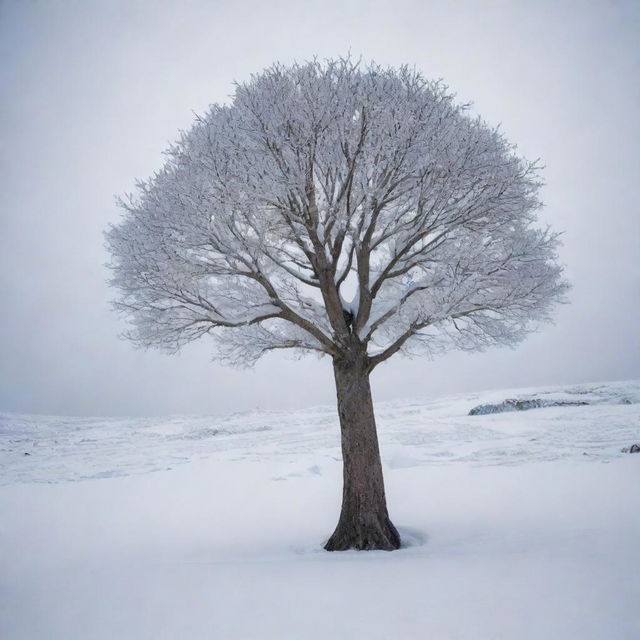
107,58 -> 568,369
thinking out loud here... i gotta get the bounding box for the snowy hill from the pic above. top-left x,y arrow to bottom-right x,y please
2,379 -> 639,485
1,380 -> 639,639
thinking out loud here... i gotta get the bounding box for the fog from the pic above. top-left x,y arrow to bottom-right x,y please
1,0 -> 638,417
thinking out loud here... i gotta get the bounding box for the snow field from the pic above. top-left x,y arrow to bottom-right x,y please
1,380 -> 639,638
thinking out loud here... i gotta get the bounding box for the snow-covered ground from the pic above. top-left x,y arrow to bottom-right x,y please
1,380 -> 639,639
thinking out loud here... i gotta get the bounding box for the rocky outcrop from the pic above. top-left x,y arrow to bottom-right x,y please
469,398 -> 589,416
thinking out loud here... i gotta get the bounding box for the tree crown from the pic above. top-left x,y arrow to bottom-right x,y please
106,58 -> 568,369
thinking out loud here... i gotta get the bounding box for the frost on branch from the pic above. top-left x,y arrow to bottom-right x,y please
106,58 -> 568,368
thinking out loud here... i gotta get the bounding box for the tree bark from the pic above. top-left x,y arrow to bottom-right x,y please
325,348 -> 401,551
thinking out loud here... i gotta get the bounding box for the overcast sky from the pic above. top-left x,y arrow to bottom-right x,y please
0,0 -> 638,417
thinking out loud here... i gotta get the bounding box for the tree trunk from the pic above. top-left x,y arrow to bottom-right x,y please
325,349 -> 401,551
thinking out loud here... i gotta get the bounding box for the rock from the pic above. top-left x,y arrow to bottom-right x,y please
630,444 -> 640,454
469,397 -> 589,416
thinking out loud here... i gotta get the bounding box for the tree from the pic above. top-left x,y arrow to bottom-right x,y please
106,58 -> 569,551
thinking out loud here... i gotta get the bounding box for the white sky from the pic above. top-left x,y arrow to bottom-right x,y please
1,0 -> 638,417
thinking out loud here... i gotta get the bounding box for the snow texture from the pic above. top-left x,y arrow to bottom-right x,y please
1,380 -> 639,639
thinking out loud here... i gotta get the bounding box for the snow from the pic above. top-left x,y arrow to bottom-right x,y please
338,287 -> 360,318
107,59 -> 568,368
1,380 -> 639,639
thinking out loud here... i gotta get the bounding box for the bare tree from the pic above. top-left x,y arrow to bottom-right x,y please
106,58 -> 569,551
